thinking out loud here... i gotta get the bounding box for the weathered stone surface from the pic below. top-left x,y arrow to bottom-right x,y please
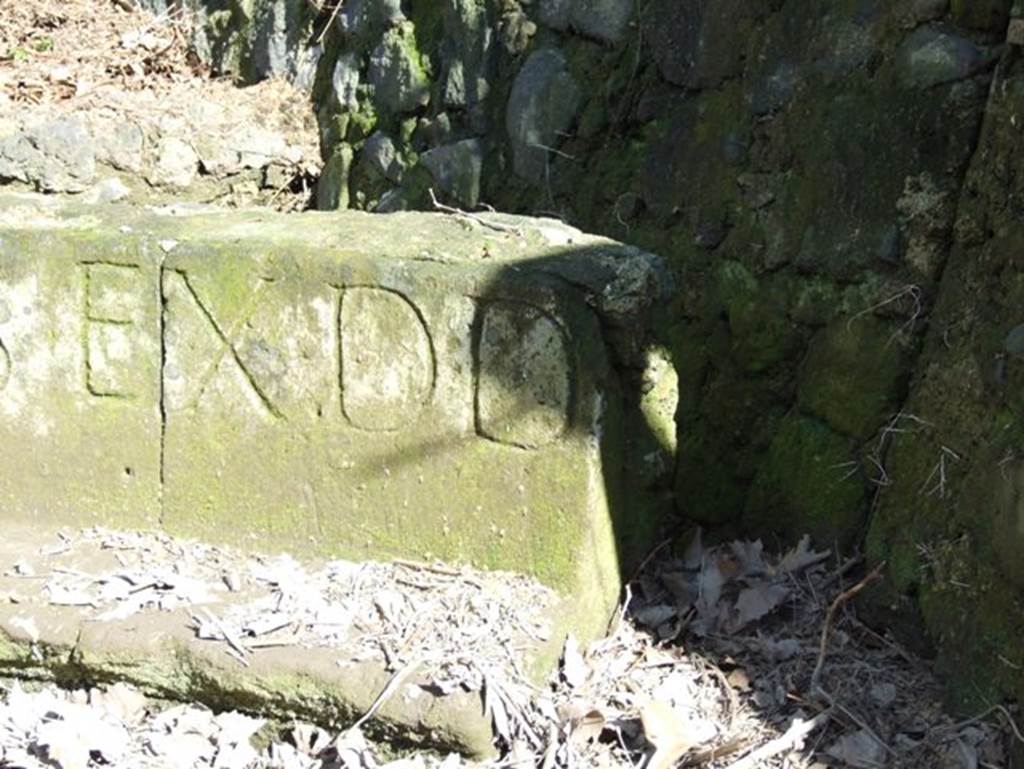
798,317 -> 910,440
539,0 -> 570,30
91,120 -> 145,174
863,52 -> 1024,714
317,143 -> 354,210
0,194 -> 666,647
419,138 -> 483,207
0,524 -> 499,756
438,0 -> 495,110
0,119 -> 96,193
506,49 -> 582,182
368,22 -> 431,115
331,52 -> 362,112
146,136 -> 199,189
896,26 -> 985,89
570,0 -> 634,44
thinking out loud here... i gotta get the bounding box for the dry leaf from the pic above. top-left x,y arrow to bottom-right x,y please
560,634 -> 588,689
778,536 -> 830,574
640,699 -> 701,769
730,583 -> 789,632
826,729 -> 887,768
681,527 -> 703,570
89,682 -> 148,724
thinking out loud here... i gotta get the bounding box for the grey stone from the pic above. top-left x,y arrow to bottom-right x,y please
897,26 -> 985,89
93,121 -> 144,174
815,21 -> 876,78
317,143 -> 354,209
440,0 -> 495,109
339,0 -> 405,39
643,0 -> 773,89
374,186 -> 409,212
505,49 -> 582,182
748,62 -> 802,115
420,138 -> 484,208
912,0 -> 950,21
362,131 -> 403,182
539,0 -> 571,30
82,177 -> 131,205
28,119 -> 96,193
234,128 -> 290,171
570,0 -> 634,44
145,137 -> 198,189
293,44 -> 323,94
252,0 -> 290,80
0,134 -> 34,185
417,113 -> 453,148
0,119 -> 96,193
332,52 -> 362,112
1004,323 -> 1024,357
368,22 -> 431,115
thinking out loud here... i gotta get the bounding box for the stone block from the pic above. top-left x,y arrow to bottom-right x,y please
0,194 -> 666,643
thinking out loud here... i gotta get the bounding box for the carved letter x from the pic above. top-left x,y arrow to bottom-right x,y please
170,270 -> 282,419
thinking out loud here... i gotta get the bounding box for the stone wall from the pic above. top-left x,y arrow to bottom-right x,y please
51,0 -> 1024,711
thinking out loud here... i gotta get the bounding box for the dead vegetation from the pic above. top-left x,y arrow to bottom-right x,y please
0,0 -> 204,106
0,527 -> 1019,769
0,0 -> 321,211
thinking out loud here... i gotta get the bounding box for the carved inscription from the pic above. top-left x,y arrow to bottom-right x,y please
475,300 -> 573,448
161,269 -> 282,418
0,337 -> 9,392
339,287 -> 435,431
79,261 -> 578,447
82,262 -> 145,399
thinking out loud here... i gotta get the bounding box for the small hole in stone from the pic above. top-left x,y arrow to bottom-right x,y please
124,467 -> 134,478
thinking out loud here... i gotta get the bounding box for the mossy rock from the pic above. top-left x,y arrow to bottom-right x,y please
712,260 -> 801,373
798,317 -> 910,439
951,0 -> 1011,32
675,441 -> 748,525
744,415 -> 867,549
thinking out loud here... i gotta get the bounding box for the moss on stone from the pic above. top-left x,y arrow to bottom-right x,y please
712,260 -> 800,373
797,316 -> 911,440
951,0 -> 1011,32
744,414 -> 867,549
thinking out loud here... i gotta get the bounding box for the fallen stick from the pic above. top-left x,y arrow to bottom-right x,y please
428,188 -> 524,235
720,711 -> 831,769
351,658 -> 422,730
810,562 -> 886,695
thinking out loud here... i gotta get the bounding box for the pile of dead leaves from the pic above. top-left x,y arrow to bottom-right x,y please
0,681 -> 465,769
2,528 -> 1020,769
0,0 -> 203,107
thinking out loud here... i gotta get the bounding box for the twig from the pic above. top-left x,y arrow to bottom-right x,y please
626,537 -> 673,583
940,703 -> 1024,744
351,657 -> 422,730
810,562 -> 885,695
315,0 -> 346,45
195,608 -> 250,666
719,711 -> 831,769
820,690 -> 895,757
684,735 -> 754,767
428,188 -> 524,235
